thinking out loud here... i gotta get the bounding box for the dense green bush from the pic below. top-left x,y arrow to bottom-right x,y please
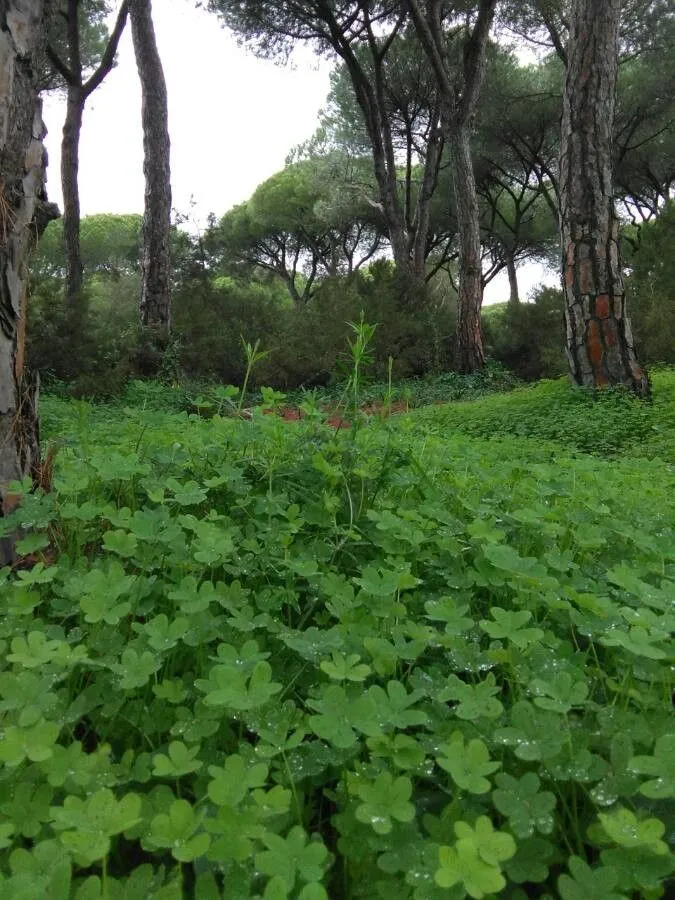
29,248 -> 456,395
482,288 -> 567,381
624,202 -> 675,366
266,263 -> 455,388
27,274 -> 140,397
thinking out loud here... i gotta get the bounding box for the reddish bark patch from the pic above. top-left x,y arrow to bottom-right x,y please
587,320 -> 604,367
565,265 -> 575,288
595,294 -> 611,318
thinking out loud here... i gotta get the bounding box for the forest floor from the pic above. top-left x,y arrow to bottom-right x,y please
1,369 -> 673,899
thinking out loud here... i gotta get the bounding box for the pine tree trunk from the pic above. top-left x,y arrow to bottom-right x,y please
560,0 -> 648,394
449,124 -> 485,373
0,0 -> 57,565
131,0 -> 171,332
61,84 -> 84,306
506,251 -> 520,303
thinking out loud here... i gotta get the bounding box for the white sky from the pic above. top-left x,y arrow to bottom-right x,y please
41,0 -> 557,304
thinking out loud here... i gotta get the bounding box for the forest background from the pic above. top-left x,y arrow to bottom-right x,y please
27,0 -> 675,397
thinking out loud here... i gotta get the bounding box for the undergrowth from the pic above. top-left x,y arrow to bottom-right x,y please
0,365 -> 673,899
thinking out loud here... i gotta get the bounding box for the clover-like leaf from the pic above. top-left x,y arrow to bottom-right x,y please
424,596 -> 473,635
0,719 -> 60,766
504,837 -> 554,884
320,651 -> 371,682
255,826 -> 328,891
6,632 -> 62,669
436,732 -> 500,794
495,701 -> 566,761
148,798 -> 210,862
438,673 -> 504,720
593,807 -> 668,855
599,625 -> 667,660
196,660 -> 281,710
530,672 -> 589,713
50,789 -> 141,866
367,733 -> 426,770
628,733 -> 675,799
558,856 -> 627,900
455,816 -> 517,867
435,817 -> 516,899
479,607 -> 544,649
207,754 -> 268,807
492,772 -> 556,837
362,680 -> 428,730
103,529 -> 138,558
435,844 -> 504,898
152,741 -> 202,778
138,614 -> 189,652
110,648 -> 161,690
353,772 -> 415,834
307,685 -> 359,748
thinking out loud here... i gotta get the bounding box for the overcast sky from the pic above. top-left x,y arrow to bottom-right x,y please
41,0 -> 557,303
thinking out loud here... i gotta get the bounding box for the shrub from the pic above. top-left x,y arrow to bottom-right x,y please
624,202 -> 675,366
483,288 -> 567,381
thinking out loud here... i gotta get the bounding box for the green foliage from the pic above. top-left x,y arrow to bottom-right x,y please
482,287 -> 567,381
624,203 -> 675,366
413,367 -> 675,461
1,365 -> 673,897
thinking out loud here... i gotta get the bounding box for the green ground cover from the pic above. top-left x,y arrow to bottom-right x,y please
1,370 -> 673,899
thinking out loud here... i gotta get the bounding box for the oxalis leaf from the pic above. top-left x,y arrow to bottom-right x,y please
152,741 -> 202,778
492,772 -> 556,837
50,789 -> 141,866
558,856 -> 628,900
495,701 -> 566,761
479,607 -> 544,649
589,807 -> 669,855
255,826 -> 328,891
147,798 -> 210,862
628,733 -> 675,799
207,754 -> 268,807
320,651 -> 371,682
353,772 -> 416,834
196,660 -> 281,710
435,817 -> 516,899
437,673 -> 504,720
436,731 -> 501,794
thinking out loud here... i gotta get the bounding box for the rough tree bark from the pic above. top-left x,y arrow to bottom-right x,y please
0,0 -> 58,565
130,0 -> 171,331
450,123 -> 486,371
406,0 -> 497,372
560,0 -> 648,393
47,0 -> 129,307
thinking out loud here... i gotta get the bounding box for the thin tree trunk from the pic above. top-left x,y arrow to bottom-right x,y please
0,0 -> 58,565
506,251 -> 519,303
449,124 -> 485,373
61,84 -> 84,305
560,0 -> 648,393
405,0 -> 497,371
131,0 -> 171,331
47,0 -> 130,309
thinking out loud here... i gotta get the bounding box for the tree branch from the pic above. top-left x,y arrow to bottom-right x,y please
83,0 -> 130,99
